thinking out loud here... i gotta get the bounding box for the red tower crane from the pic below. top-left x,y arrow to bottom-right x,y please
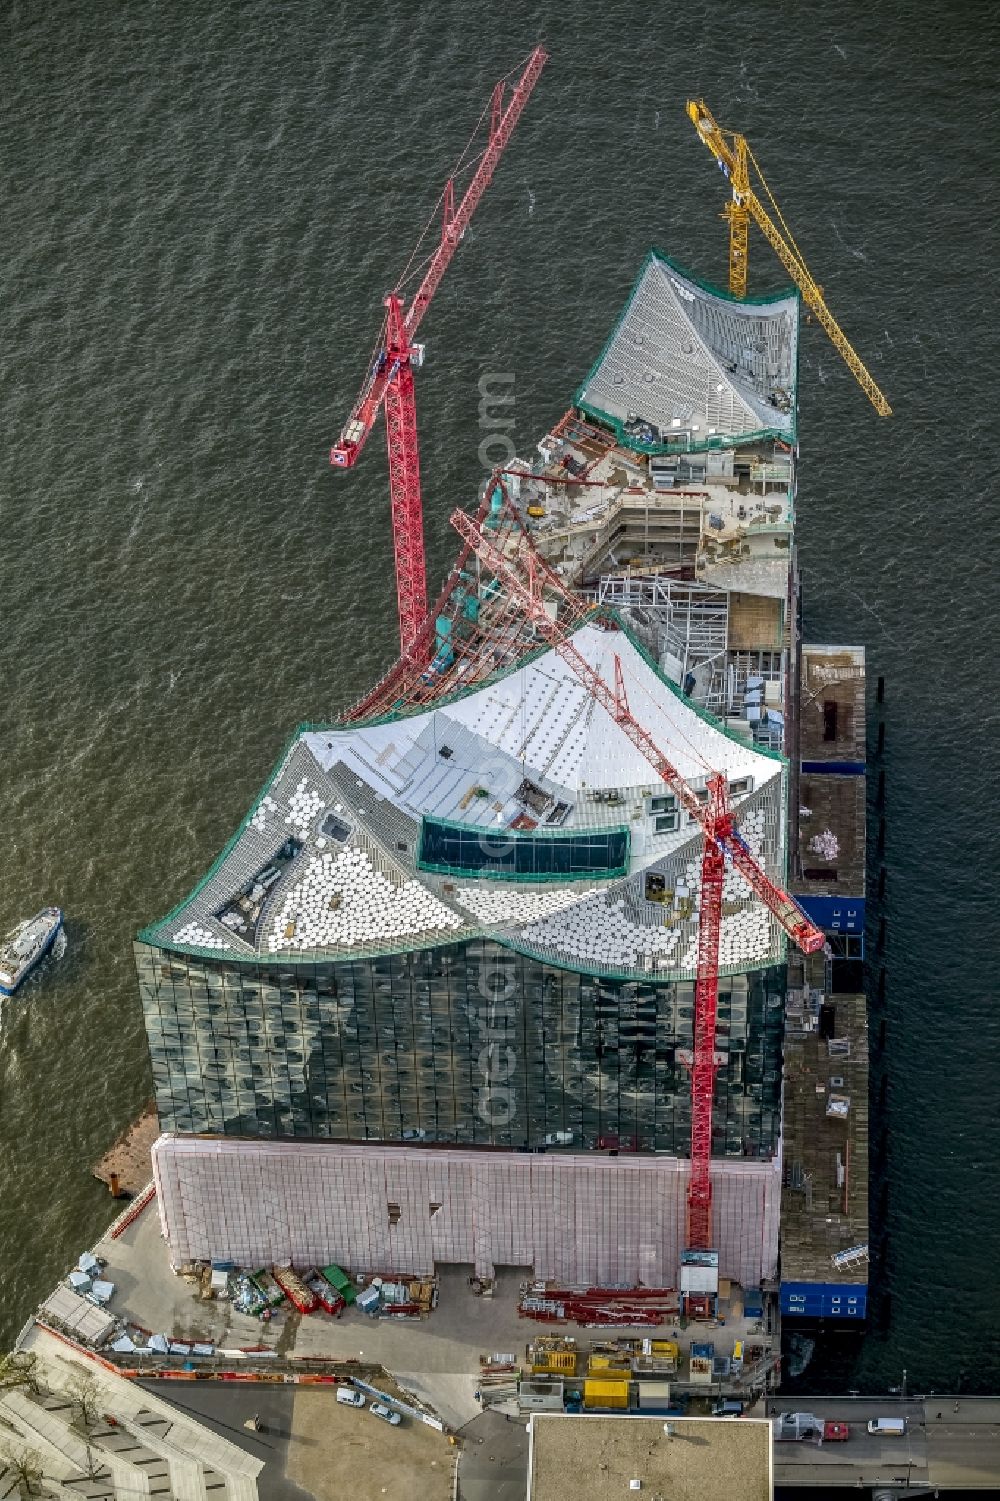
330,47 -> 548,657
449,493 -> 824,1266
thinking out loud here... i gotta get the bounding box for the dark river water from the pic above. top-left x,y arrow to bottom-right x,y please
2,0 -> 997,1398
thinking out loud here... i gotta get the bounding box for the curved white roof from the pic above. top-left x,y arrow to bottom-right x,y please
577,251 -> 798,445
144,623 -> 787,979
311,624 -> 776,818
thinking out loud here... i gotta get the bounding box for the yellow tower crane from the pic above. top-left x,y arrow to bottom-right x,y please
686,99 -> 891,417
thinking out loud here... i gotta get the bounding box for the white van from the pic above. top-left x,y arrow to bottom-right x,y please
336,1386 -> 365,1408
867,1417 -> 906,1436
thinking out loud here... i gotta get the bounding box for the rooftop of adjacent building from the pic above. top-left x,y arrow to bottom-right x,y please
779,642 -> 869,1290
794,643 -> 867,901
798,646 -> 866,763
2,1323 -> 263,1501
526,1412 -> 772,1501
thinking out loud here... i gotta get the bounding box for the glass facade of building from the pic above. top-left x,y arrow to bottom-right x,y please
417,817 -> 630,881
136,938 -> 784,1158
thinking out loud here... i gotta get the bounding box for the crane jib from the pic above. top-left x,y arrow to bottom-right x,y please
451,498 -> 826,955
686,95 -> 892,418
331,46 -> 547,521
401,47 -> 548,345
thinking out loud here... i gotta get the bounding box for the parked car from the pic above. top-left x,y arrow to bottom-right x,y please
336,1386 -> 365,1408
369,1403 -> 402,1426
867,1417 -> 906,1436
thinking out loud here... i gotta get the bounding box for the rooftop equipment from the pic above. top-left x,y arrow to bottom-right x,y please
686,98 -> 892,416
330,47 -> 548,655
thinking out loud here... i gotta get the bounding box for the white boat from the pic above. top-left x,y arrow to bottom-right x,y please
0,907 -> 63,995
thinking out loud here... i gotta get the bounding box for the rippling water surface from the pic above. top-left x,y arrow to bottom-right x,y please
2,0 -> 997,1389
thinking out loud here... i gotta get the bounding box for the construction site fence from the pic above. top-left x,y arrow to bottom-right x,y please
40,1326 -> 418,1396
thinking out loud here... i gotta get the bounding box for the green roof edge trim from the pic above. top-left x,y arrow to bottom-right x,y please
137,722 -> 314,948
647,245 -> 800,312
134,928 -> 471,969
575,400 -> 792,458
572,246 -> 800,454
134,932 -> 785,987
496,931 -> 786,986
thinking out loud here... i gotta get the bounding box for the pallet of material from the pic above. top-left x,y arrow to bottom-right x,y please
519,1285 -> 676,1328
251,1269 -> 286,1307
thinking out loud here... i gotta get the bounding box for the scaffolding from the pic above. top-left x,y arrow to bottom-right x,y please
592,576 -> 729,713
342,488 -> 572,724
726,649 -> 785,750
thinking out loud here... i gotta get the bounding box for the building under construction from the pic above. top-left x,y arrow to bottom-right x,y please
136,72 -> 873,1325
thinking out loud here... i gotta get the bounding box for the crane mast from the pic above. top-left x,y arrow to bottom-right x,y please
330,47 -> 548,656
450,492 -> 823,1267
686,98 -> 892,417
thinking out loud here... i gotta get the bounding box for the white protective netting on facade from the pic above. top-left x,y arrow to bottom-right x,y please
153,1135 -> 781,1289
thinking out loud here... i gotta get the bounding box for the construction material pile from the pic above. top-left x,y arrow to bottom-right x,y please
519,1281 -> 678,1327
208,1263 -> 349,1319
203,1260 -> 438,1322
476,1351 -> 521,1406
354,1274 -> 438,1319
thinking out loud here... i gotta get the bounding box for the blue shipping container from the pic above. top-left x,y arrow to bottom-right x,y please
780,1281 -> 867,1319
795,895 -> 866,934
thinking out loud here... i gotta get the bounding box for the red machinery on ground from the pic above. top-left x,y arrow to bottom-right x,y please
450,490 -> 825,1290
330,47 -> 548,656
